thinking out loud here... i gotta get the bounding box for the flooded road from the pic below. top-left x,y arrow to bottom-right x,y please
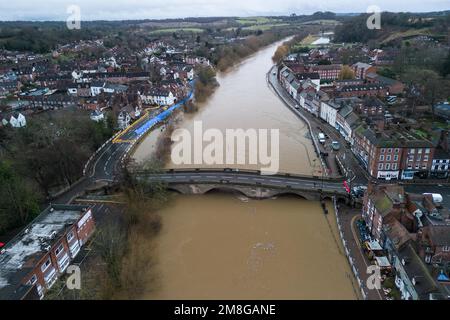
134,40 -> 358,300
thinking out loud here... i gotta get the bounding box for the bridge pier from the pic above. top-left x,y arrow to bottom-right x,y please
167,184 -> 328,201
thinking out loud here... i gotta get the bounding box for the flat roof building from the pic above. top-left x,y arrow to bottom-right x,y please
0,204 -> 95,300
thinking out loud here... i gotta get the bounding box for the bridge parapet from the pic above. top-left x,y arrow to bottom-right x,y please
132,168 -> 345,182
135,169 -> 349,200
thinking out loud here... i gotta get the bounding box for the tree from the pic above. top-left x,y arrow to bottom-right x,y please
0,161 -> 40,234
272,44 -> 289,64
402,68 -> 450,116
339,65 -> 355,80
442,51 -> 450,78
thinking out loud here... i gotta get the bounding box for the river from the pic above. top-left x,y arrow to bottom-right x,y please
133,40 -> 358,299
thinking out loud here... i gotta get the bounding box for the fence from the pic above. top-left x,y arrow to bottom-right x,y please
82,130 -> 123,177
333,197 -> 368,300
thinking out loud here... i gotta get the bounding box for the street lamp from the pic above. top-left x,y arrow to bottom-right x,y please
312,158 -> 324,192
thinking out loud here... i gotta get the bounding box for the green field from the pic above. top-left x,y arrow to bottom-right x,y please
300,19 -> 340,26
149,28 -> 205,34
299,34 -> 319,45
236,17 -> 281,25
242,23 -> 290,31
381,28 -> 433,44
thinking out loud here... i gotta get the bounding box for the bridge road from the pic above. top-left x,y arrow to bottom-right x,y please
139,170 -> 348,196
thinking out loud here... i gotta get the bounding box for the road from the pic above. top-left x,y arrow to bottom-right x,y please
140,170 -> 348,195
267,66 -> 369,186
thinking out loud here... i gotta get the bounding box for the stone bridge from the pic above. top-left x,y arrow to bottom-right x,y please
135,168 -> 350,201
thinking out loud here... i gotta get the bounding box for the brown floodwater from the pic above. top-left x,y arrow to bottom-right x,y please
144,194 -> 357,300
134,40 -> 358,300
134,39 -> 319,175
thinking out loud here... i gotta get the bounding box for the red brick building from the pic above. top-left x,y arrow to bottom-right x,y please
0,204 -> 95,300
309,64 -> 342,80
352,126 -> 435,180
336,83 -> 387,98
352,62 -> 377,79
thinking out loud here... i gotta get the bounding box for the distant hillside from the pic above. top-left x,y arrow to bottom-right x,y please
333,11 -> 450,44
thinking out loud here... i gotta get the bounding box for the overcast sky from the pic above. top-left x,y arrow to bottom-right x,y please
0,0 -> 449,21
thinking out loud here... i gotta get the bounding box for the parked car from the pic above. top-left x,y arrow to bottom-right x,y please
352,185 -> 367,198
318,132 -> 326,144
331,141 -> 341,151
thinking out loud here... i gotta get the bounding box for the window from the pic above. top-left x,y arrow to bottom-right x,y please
394,155 -> 398,161
41,258 -> 51,273
425,148 -> 430,154
392,163 -> 398,170
67,231 -> 74,242
418,148 -> 423,154
27,274 -> 37,285
385,163 -> 391,170
386,155 -> 391,161
378,163 -> 383,170
417,155 -> 421,161
388,148 -> 392,153
379,155 -> 384,161
381,148 -> 386,153
424,155 -> 429,161
410,149 -> 415,154
443,246 -> 450,252
55,244 -> 64,256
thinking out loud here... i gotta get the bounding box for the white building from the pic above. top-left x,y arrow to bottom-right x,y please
90,110 -> 105,122
117,111 -> 131,130
320,100 -> 341,128
90,82 -> 127,97
141,89 -> 175,106
9,113 -> 26,128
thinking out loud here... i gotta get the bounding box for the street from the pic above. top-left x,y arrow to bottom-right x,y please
267,66 -> 369,186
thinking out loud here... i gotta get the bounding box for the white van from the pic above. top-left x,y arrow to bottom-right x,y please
423,193 -> 443,205
318,133 -> 326,144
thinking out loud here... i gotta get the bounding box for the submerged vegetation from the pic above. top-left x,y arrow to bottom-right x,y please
194,65 -> 219,103
46,161 -> 170,300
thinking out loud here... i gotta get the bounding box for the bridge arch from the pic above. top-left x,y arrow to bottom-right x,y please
203,186 -> 249,198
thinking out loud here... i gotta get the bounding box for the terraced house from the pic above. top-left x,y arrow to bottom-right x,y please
352,126 -> 435,180
363,184 -> 450,300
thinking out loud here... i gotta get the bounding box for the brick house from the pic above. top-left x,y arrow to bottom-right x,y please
366,72 -> 405,95
352,126 -> 435,180
362,184 -> 450,300
309,64 -> 342,80
336,84 -> 387,98
0,204 -> 95,300
352,62 -> 377,79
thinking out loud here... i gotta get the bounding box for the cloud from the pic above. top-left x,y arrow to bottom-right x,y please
0,0 -> 448,21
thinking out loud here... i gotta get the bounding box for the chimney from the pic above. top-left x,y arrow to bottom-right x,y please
439,130 -> 449,152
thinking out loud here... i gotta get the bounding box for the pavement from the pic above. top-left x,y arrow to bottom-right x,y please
337,205 -> 385,300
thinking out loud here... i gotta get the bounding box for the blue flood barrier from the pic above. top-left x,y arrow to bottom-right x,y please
133,82 -> 195,137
